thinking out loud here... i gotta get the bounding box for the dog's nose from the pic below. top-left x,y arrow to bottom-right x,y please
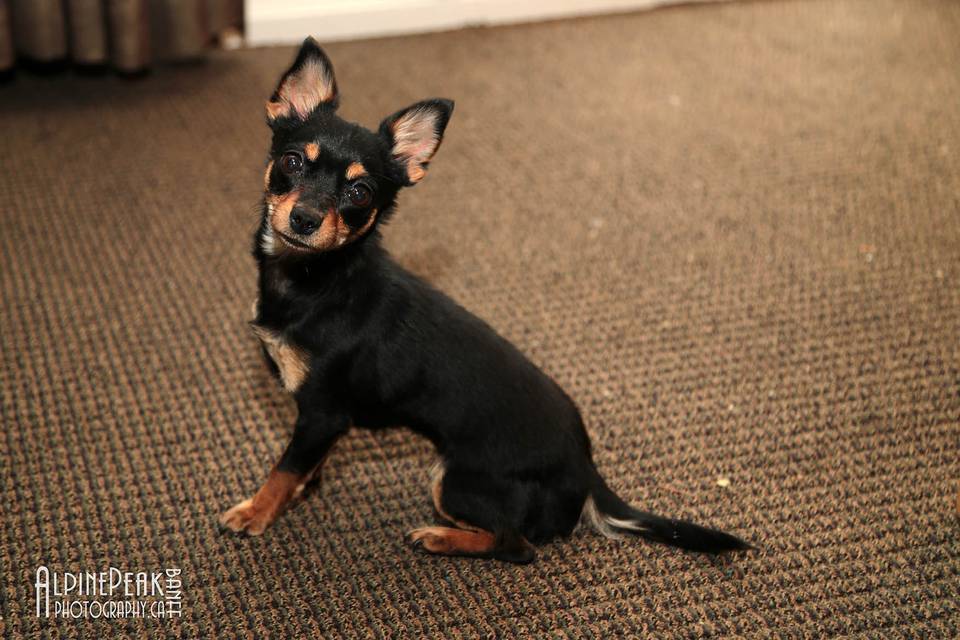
289,209 -> 320,236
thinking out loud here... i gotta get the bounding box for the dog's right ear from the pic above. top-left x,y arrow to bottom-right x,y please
267,37 -> 338,122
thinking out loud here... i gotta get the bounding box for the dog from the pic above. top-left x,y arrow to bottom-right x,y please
219,38 -> 750,563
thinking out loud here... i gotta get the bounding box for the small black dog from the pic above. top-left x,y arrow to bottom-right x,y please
220,38 -> 750,562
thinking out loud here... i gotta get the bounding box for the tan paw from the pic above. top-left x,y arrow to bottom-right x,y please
409,527 -> 454,553
219,498 -> 275,536
408,526 -> 497,556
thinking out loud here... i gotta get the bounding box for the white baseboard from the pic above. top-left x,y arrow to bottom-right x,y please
246,0 -> 723,46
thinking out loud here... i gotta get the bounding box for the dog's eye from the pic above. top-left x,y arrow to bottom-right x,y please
346,183 -> 373,207
279,152 -> 303,175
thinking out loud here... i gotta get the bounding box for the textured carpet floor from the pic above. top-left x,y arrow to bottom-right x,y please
2,0 -> 959,637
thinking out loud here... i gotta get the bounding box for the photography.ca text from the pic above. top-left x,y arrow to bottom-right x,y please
35,566 -> 182,619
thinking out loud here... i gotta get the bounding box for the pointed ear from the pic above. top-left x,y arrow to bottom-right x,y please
266,37 -> 338,122
379,99 -> 454,185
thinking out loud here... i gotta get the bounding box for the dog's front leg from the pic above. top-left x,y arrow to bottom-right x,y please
220,396 -> 348,535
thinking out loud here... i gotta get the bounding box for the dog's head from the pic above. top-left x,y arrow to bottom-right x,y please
258,38 -> 453,257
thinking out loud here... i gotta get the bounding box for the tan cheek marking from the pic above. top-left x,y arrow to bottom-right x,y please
307,209 -> 341,251
266,189 -> 300,209
269,190 -> 302,235
263,160 -> 274,191
304,142 -> 320,161
343,208 -> 378,246
345,162 -> 367,180
293,208 -> 377,252
335,214 -> 351,246
252,325 -> 310,392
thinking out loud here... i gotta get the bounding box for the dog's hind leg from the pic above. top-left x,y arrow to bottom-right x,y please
426,462 -> 481,531
408,464 -> 536,563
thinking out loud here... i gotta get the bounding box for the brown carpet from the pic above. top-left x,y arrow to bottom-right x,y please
2,0 -> 959,637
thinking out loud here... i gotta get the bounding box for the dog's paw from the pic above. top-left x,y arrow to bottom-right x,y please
408,527 -> 454,554
408,526 -> 500,557
219,498 -> 275,536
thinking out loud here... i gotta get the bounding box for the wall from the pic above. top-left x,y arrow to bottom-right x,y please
246,0 -> 725,46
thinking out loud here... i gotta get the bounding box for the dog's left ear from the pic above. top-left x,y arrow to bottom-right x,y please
379,99 -> 454,185
267,37 -> 338,121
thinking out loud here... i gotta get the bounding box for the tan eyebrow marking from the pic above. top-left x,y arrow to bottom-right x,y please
304,142 -> 320,161
345,162 -> 367,180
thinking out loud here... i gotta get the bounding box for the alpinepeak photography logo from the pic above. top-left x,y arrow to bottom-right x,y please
35,566 -> 182,620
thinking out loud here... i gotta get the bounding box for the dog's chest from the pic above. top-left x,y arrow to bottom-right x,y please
250,277 -> 328,393
252,324 -> 310,393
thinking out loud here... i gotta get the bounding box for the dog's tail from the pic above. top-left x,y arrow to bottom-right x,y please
583,469 -> 751,553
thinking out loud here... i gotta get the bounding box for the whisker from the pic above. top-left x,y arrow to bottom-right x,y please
364,170 -> 400,186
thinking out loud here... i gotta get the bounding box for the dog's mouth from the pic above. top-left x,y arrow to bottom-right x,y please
276,231 -> 314,251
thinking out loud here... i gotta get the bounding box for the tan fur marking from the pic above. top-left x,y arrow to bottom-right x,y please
251,325 -> 309,392
409,527 -> 496,555
219,469 -> 306,535
263,160 -> 274,191
430,463 -> 480,532
267,188 -> 301,216
344,208 -> 378,246
266,100 -> 289,120
304,142 -> 320,161
268,190 -> 312,254
318,209 -> 344,248
315,208 -> 377,250
407,165 -> 426,183
345,162 -> 367,180
268,190 -> 378,253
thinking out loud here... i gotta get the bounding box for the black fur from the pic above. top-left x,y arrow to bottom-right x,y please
233,38 -> 750,562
